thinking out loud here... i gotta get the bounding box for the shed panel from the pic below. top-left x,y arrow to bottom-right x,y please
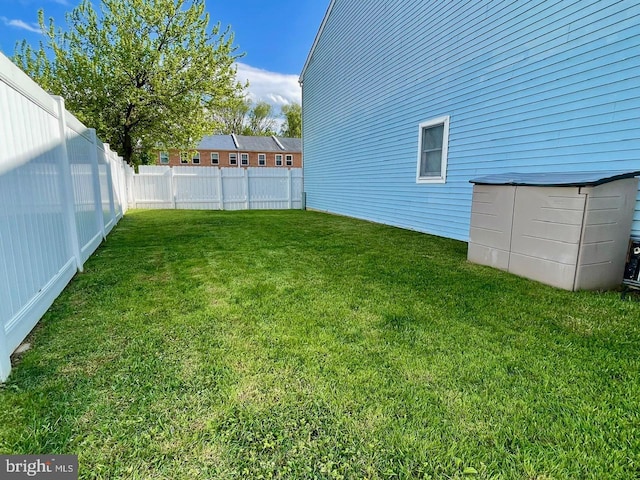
467,185 -> 515,270
574,178 -> 639,289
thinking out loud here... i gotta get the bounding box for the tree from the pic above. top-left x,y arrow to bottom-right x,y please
246,101 -> 277,136
214,95 -> 251,135
14,0 -> 245,165
280,103 -> 301,138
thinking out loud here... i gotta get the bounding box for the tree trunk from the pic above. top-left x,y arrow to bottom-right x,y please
122,126 -> 134,166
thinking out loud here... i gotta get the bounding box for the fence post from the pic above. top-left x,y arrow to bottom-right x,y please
88,129 -> 107,240
217,167 -> 224,210
245,168 -> 250,209
0,320 -> 11,382
53,96 -> 84,272
126,165 -> 136,209
171,167 -> 177,209
287,169 -> 293,209
102,143 -> 117,228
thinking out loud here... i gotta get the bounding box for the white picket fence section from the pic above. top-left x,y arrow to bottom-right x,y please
0,52 -> 131,381
130,166 -> 303,210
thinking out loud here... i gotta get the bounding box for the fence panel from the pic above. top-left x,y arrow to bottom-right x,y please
174,166 -> 222,210
132,170 -> 174,209
0,52 -> 128,381
65,111 -> 104,262
131,166 -> 303,210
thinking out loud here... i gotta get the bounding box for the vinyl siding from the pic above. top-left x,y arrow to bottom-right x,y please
302,0 -> 640,241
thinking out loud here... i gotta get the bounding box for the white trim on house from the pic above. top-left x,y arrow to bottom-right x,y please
299,0 -> 336,85
210,152 -> 219,165
240,153 -> 249,166
416,115 -> 450,184
229,153 -> 238,165
258,153 -> 266,166
272,135 -> 285,150
275,154 -> 283,166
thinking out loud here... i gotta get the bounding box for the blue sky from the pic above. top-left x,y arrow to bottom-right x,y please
0,0 -> 329,107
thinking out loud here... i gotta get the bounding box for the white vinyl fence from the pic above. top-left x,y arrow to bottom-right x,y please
130,165 -> 303,210
0,52 -> 131,381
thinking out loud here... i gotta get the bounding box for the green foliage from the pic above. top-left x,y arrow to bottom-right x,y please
13,0 -> 245,165
215,98 -> 279,136
280,102 -> 301,138
245,101 -> 277,136
1,210 -> 638,478
214,95 -> 251,135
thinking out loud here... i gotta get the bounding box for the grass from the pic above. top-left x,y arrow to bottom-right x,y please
1,209 -> 639,479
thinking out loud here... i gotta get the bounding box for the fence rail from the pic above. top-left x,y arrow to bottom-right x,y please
0,52 -> 131,381
130,166 -> 303,210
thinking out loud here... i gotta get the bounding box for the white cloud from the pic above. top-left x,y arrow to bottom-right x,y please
235,62 -> 301,109
1,17 -> 42,34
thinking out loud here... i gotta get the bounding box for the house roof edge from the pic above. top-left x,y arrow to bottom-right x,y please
299,0 -> 335,85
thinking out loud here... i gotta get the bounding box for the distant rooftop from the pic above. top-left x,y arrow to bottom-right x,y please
197,134 -> 301,152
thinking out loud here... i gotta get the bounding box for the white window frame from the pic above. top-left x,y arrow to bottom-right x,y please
159,151 -> 169,164
416,115 -> 450,184
285,154 -> 293,166
258,153 -> 266,166
240,153 -> 249,166
180,152 -> 190,164
192,152 -> 200,164
211,152 -> 219,165
275,154 -> 283,166
229,153 -> 237,165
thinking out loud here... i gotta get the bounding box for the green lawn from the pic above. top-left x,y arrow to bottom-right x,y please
1,210 -> 639,479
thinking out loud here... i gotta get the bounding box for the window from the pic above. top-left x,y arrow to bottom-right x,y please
211,152 -> 219,165
285,154 -> 293,166
275,154 -> 283,166
159,151 -> 169,164
241,153 -> 249,166
416,116 -> 449,183
180,152 -> 189,164
192,152 -> 200,164
258,153 -> 266,166
229,153 -> 237,165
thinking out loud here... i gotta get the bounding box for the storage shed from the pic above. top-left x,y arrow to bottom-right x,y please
468,171 -> 640,291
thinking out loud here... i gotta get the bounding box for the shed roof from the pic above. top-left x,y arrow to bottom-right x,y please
469,171 -> 640,187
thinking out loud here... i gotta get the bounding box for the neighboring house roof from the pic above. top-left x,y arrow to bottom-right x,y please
300,0 -> 336,84
274,137 -> 302,152
197,134 -> 237,150
196,134 -> 301,152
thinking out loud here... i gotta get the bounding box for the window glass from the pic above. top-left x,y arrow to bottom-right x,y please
416,116 -> 449,183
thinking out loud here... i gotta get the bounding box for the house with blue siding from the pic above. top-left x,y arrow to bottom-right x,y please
300,0 -> 640,241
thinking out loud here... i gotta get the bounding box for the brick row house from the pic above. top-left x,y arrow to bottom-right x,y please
157,134 -> 302,168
